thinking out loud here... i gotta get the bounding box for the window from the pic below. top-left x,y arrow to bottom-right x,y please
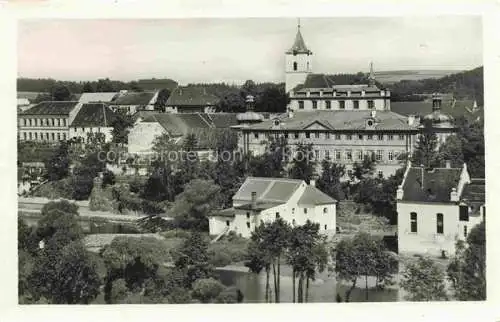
315,150 -> 319,160
324,225 -> 328,230
358,134 -> 363,140
368,100 -> 375,109
335,134 -> 341,140
459,205 -> 469,221
378,171 -> 383,179
339,101 -> 345,109
51,133 -> 55,141
323,207 -> 328,214
410,212 -> 418,233
63,119 -> 67,126
345,150 -> 352,161
246,222 -> 251,229
254,133 -> 259,139
298,101 -> 304,109
335,150 -> 341,160
388,151 -> 394,161
305,132 -> 310,139
388,134 -> 394,140
376,150 -> 383,161
312,101 -> 318,109
292,219 -> 296,226
367,134 -> 373,140
464,225 -> 468,237
356,150 -> 363,161
325,133 -> 330,139
399,134 -> 405,140
246,212 -> 250,219
293,62 -> 298,71
57,133 -> 61,141
346,134 -> 352,140
304,208 -> 308,214
315,132 -> 320,139
294,132 -> 299,139
284,133 -> 289,139
326,101 -> 331,109
437,213 -> 444,234
292,208 -> 295,214
353,100 -> 359,109
63,133 -> 67,140
226,220 -> 230,227
378,134 -> 384,140
325,150 -> 330,160
23,132 -> 26,140
276,212 -> 280,219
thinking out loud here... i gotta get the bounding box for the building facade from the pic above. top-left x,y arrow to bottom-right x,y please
165,86 -> 219,113
68,103 -> 118,143
209,177 -> 337,238
396,162 -> 485,257
18,101 -> 83,142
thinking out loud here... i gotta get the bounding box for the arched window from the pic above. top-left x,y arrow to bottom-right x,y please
436,213 -> 444,234
323,207 -> 328,214
307,62 -> 310,70
293,62 -> 298,71
410,212 -> 417,233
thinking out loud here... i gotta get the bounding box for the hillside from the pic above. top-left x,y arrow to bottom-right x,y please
375,70 -> 462,84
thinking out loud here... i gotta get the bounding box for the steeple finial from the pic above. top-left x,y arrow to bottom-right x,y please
368,61 -> 375,86
298,18 -> 301,30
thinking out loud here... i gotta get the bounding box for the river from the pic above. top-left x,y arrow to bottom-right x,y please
215,264 -> 399,303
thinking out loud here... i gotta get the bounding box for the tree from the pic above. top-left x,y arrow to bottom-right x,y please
50,84 -> 72,101
400,257 -> 448,301
142,162 -> 177,202
111,112 -> 134,145
82,82 -> 94,93
46,141 -> 70,181
154,88 -> 171,112
447,221 -> 486,300
316,159 -> 345,200
167,179 -> 221,231
288,142 -> 316,183
246,223 -> 273,302
412,120 -> 440,168
438,135 -> 464,168
248,136 -> 289,178
351,153 -> 376,181
191,278 -> 225,303
334,232 -> 397,302
173,232 -> 214,288
96,78 -> 115,92
255,85 -> 290,113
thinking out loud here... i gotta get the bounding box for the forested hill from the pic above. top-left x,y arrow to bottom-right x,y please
387,67 -> 483,104
17,78 -> 178,93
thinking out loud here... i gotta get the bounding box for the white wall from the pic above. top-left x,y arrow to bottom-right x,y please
288,97 -> 389,111
397,202 -> 483,257
69,127 -> 113,143
128,122 -> 167,154
285,53 -> 312,93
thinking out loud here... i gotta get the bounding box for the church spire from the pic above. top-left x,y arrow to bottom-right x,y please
286,19 -> 312,55
368,61 -> 376,86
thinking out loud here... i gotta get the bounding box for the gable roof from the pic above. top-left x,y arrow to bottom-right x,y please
140,113 -> 213,136
166,86 -> 219,107
79,92 -> 119,104
401,167 -> 462,203
203,113 -> 239,128
245,110 -> 418,132
293,74 -> 381,92
286,28 -> 312,54
112,91 -> 157,105
70,103 -> 119,127
298,185 -> 337,206
20,101 -> 79,116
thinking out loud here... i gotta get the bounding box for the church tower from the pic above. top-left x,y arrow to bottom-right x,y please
285,20 -> 313,93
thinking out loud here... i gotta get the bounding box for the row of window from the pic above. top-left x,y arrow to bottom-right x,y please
21,118 -> 67,127
21,132 -> 67,141
409,212 -> 468,237
253,132 -> 406,141
311,149 -> 405,163
298,100 -> 376,110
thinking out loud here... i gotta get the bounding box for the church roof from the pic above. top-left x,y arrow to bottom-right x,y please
286,27 -> 312,55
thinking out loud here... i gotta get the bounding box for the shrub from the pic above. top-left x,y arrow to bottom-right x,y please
191,278 -> 225,303
161,229 -> 192,239
110,278 -> 128,304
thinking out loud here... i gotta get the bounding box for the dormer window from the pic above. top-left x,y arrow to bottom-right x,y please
366,119 -> 375,128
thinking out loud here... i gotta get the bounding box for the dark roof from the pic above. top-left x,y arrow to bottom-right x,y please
401,167 -> 462,203
234,201 -> 285,211
112,91 -> 156,105
461,178 -> 485,203
293,74 -> 381,92
21,101 -> 79,115
286,28 -> 312,54
245,110 -> 418,132
204,113 -> 239,128
391,99 -> 482,121
70,103 -> 119,127
233,177 -> 303,204
298,185 -> 337,206
141,113 -> 213,136
166,86 -> 219,107
211,208 -> 236,218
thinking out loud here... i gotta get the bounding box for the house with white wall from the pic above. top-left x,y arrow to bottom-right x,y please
68,103 -> 119,143
209,177 -> 337,238
396,162 -> 485,257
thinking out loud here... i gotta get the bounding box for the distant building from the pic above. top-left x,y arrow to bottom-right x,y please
421,93 -> 456,145
78,92 -> 119,104
109,91 -> 159,115
165,86 -> 219,113
69,103 -> 119,143
18,101 -> 83,142
396,162 -> 485,257
209,177 -> 337,238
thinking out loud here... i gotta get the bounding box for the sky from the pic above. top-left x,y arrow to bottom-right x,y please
17,16 -> 483,85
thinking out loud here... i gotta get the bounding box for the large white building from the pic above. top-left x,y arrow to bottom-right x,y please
396,162 -> 485,257
208,177 -> 337,238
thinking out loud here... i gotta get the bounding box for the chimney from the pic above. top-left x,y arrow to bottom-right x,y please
445,160 -> 451,169
450,187 -> 459,202
251,191 -> 257,209
408,115 -> 415,126
396,184 -> 404,200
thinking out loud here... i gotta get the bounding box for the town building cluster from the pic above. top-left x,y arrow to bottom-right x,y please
17,23 -> 484,257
